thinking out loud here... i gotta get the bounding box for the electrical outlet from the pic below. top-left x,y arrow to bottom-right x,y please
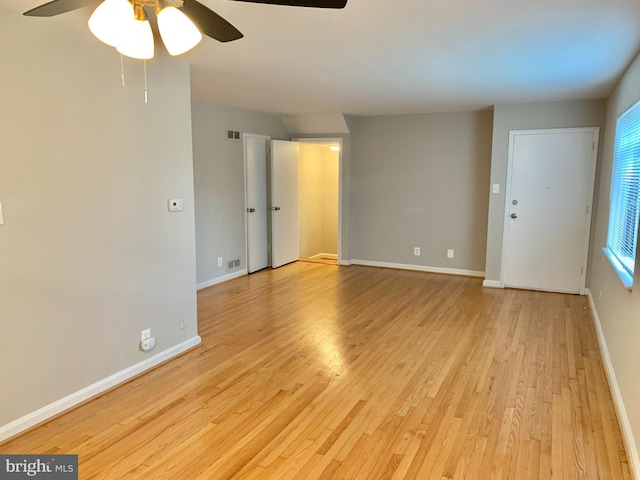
179,317 -> 186,329
413,247 -> 420,256
218,257 -> 223,267
447,249 -> 455,259
141,328 -> 151,341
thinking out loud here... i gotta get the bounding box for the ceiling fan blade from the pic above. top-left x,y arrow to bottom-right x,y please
24,0 -> 98,17
231,0 -> 347,8
182,0 -> 243,43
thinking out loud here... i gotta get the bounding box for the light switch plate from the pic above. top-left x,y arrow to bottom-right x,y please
0,201 -> 3,224
492,184 -> 500,194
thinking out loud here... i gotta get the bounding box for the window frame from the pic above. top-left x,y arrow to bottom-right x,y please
604,98 -> 640,290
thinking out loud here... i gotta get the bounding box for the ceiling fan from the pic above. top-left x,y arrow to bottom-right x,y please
24,0 -> 348,58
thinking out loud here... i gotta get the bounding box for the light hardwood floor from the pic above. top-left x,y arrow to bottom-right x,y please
1,263 -> 632,479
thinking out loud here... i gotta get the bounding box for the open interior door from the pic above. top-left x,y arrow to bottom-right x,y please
244,134 -> 269,273
271,140 -> 300,268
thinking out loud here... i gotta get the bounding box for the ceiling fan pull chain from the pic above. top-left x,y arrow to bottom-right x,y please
120,54 -> 126,89
144,59 -> 148,104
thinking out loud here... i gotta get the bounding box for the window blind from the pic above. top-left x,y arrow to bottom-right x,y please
607,100 -> 640,277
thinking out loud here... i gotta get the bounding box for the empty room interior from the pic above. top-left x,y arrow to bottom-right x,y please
1,0 -> 640,478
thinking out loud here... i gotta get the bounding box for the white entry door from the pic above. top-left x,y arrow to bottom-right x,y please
502,128 -> 598,294
271,140 -> 300,268
244,134 -> 269,273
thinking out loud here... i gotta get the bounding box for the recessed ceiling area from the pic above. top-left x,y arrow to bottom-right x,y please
15,0 -> 640,116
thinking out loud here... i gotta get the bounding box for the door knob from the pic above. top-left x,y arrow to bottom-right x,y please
511,213 -> 518,219
273,206 -> 281,211
247,208 -> 256,213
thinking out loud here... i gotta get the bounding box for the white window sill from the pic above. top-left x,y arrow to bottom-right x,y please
602,247 -> 633,291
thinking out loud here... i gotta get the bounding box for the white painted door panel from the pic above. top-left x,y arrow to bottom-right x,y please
504,130 -> 597,293
271,140 -> 299,268
245,135 -> 269,273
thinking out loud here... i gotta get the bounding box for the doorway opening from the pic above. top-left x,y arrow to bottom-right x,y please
296,140 -> 341,266
244,136 -> 342,272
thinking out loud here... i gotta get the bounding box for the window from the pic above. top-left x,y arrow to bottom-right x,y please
605,99 -> 640,288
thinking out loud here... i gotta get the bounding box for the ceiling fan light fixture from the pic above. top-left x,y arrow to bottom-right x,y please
116,3 -> 155,60
88,0 -> 134,48
156,2 -> 203,56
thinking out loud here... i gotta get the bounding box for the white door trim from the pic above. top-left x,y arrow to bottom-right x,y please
243,133 -> 271,273
500,127 -> 599,294
293,137 -> 344,265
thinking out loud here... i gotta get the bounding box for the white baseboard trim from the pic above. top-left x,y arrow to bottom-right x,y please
310,253 -> 338,260
197,270 -> 248,290
585,289 -> 639,479
339,260 -> 352,266
351,259 -> 484,278
0,335 -> 202,443
482,279 -> 502,288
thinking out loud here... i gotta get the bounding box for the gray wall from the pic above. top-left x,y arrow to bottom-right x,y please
484,100 -> 607,282
349,111 -> 493,272
191,101 -> 290,286
588,51 -> 640,469
0,7 -> 198,428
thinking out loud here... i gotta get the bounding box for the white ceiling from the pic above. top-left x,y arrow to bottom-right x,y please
14,0 -> 640,116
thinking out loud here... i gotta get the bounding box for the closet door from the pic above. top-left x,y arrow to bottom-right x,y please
271,140 -> 299,268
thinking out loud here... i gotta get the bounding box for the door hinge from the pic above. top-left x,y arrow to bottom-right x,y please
586,204 -> 589,215
581,266 -> 584,275
592,141 -> 595,151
